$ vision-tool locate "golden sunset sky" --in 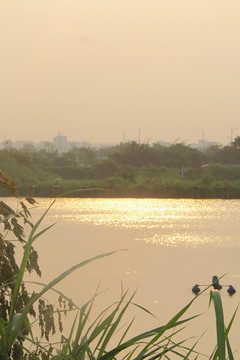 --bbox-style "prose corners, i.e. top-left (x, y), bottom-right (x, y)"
top-left (1, 0), bottom-right (240, 144)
